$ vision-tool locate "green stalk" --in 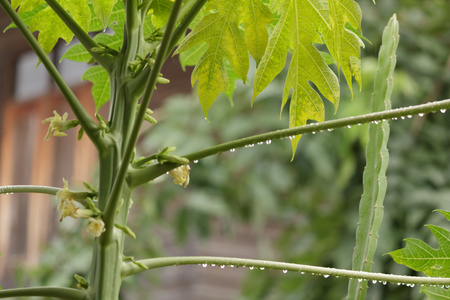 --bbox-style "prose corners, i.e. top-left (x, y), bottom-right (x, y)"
top-left (0, 185), bottom-right (60, 195)
top-left (120, 256), bottom-right (450, 287)
top-left (127, 98), bottom-right (450, 187)
top-left (0, 287), bottom-right (86, 300)
top-left (0, 0), bottom-right (106, 151)
top-left (347, 15), bottom-right (399, 300)
top-left (43, 0), bottom-right (114, 71)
